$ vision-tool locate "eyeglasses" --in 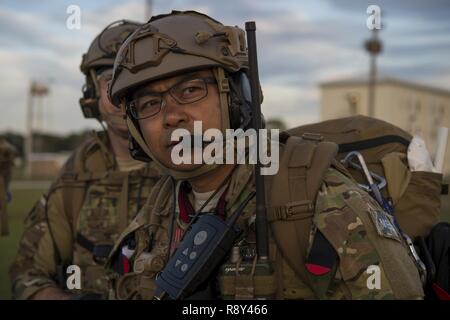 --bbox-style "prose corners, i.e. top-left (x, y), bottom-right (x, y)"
top-left (128, 77), bottom-right (217, 120)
